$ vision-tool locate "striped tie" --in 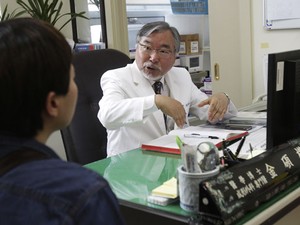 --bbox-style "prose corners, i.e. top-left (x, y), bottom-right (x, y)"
top-left (153, 81), bottom-right (168, 132)
top-left (153, 81), bottom-right (163, 95)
